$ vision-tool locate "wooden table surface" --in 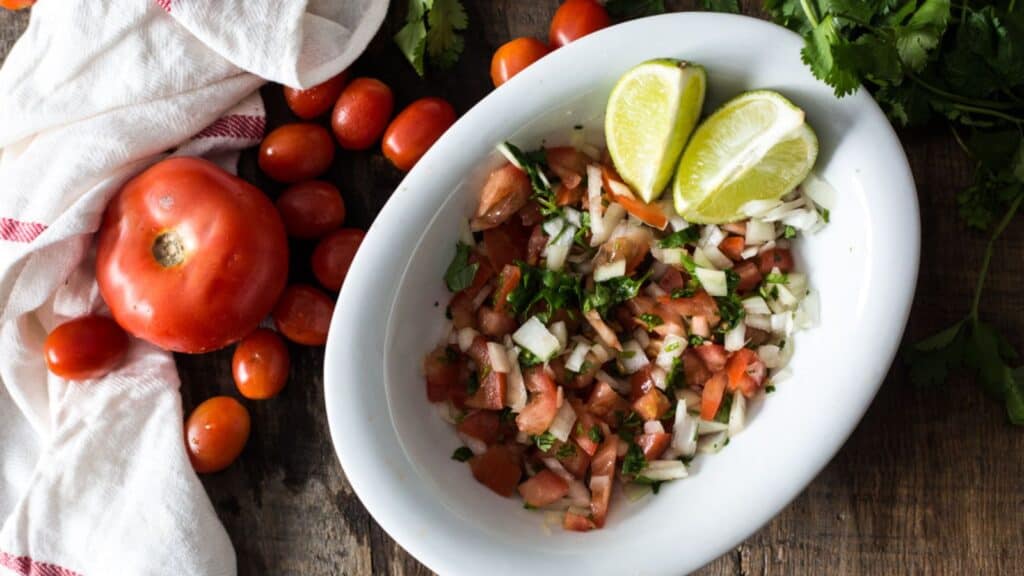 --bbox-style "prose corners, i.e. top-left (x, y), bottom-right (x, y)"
top-left (3, 2), bottom-right (1022, 575)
